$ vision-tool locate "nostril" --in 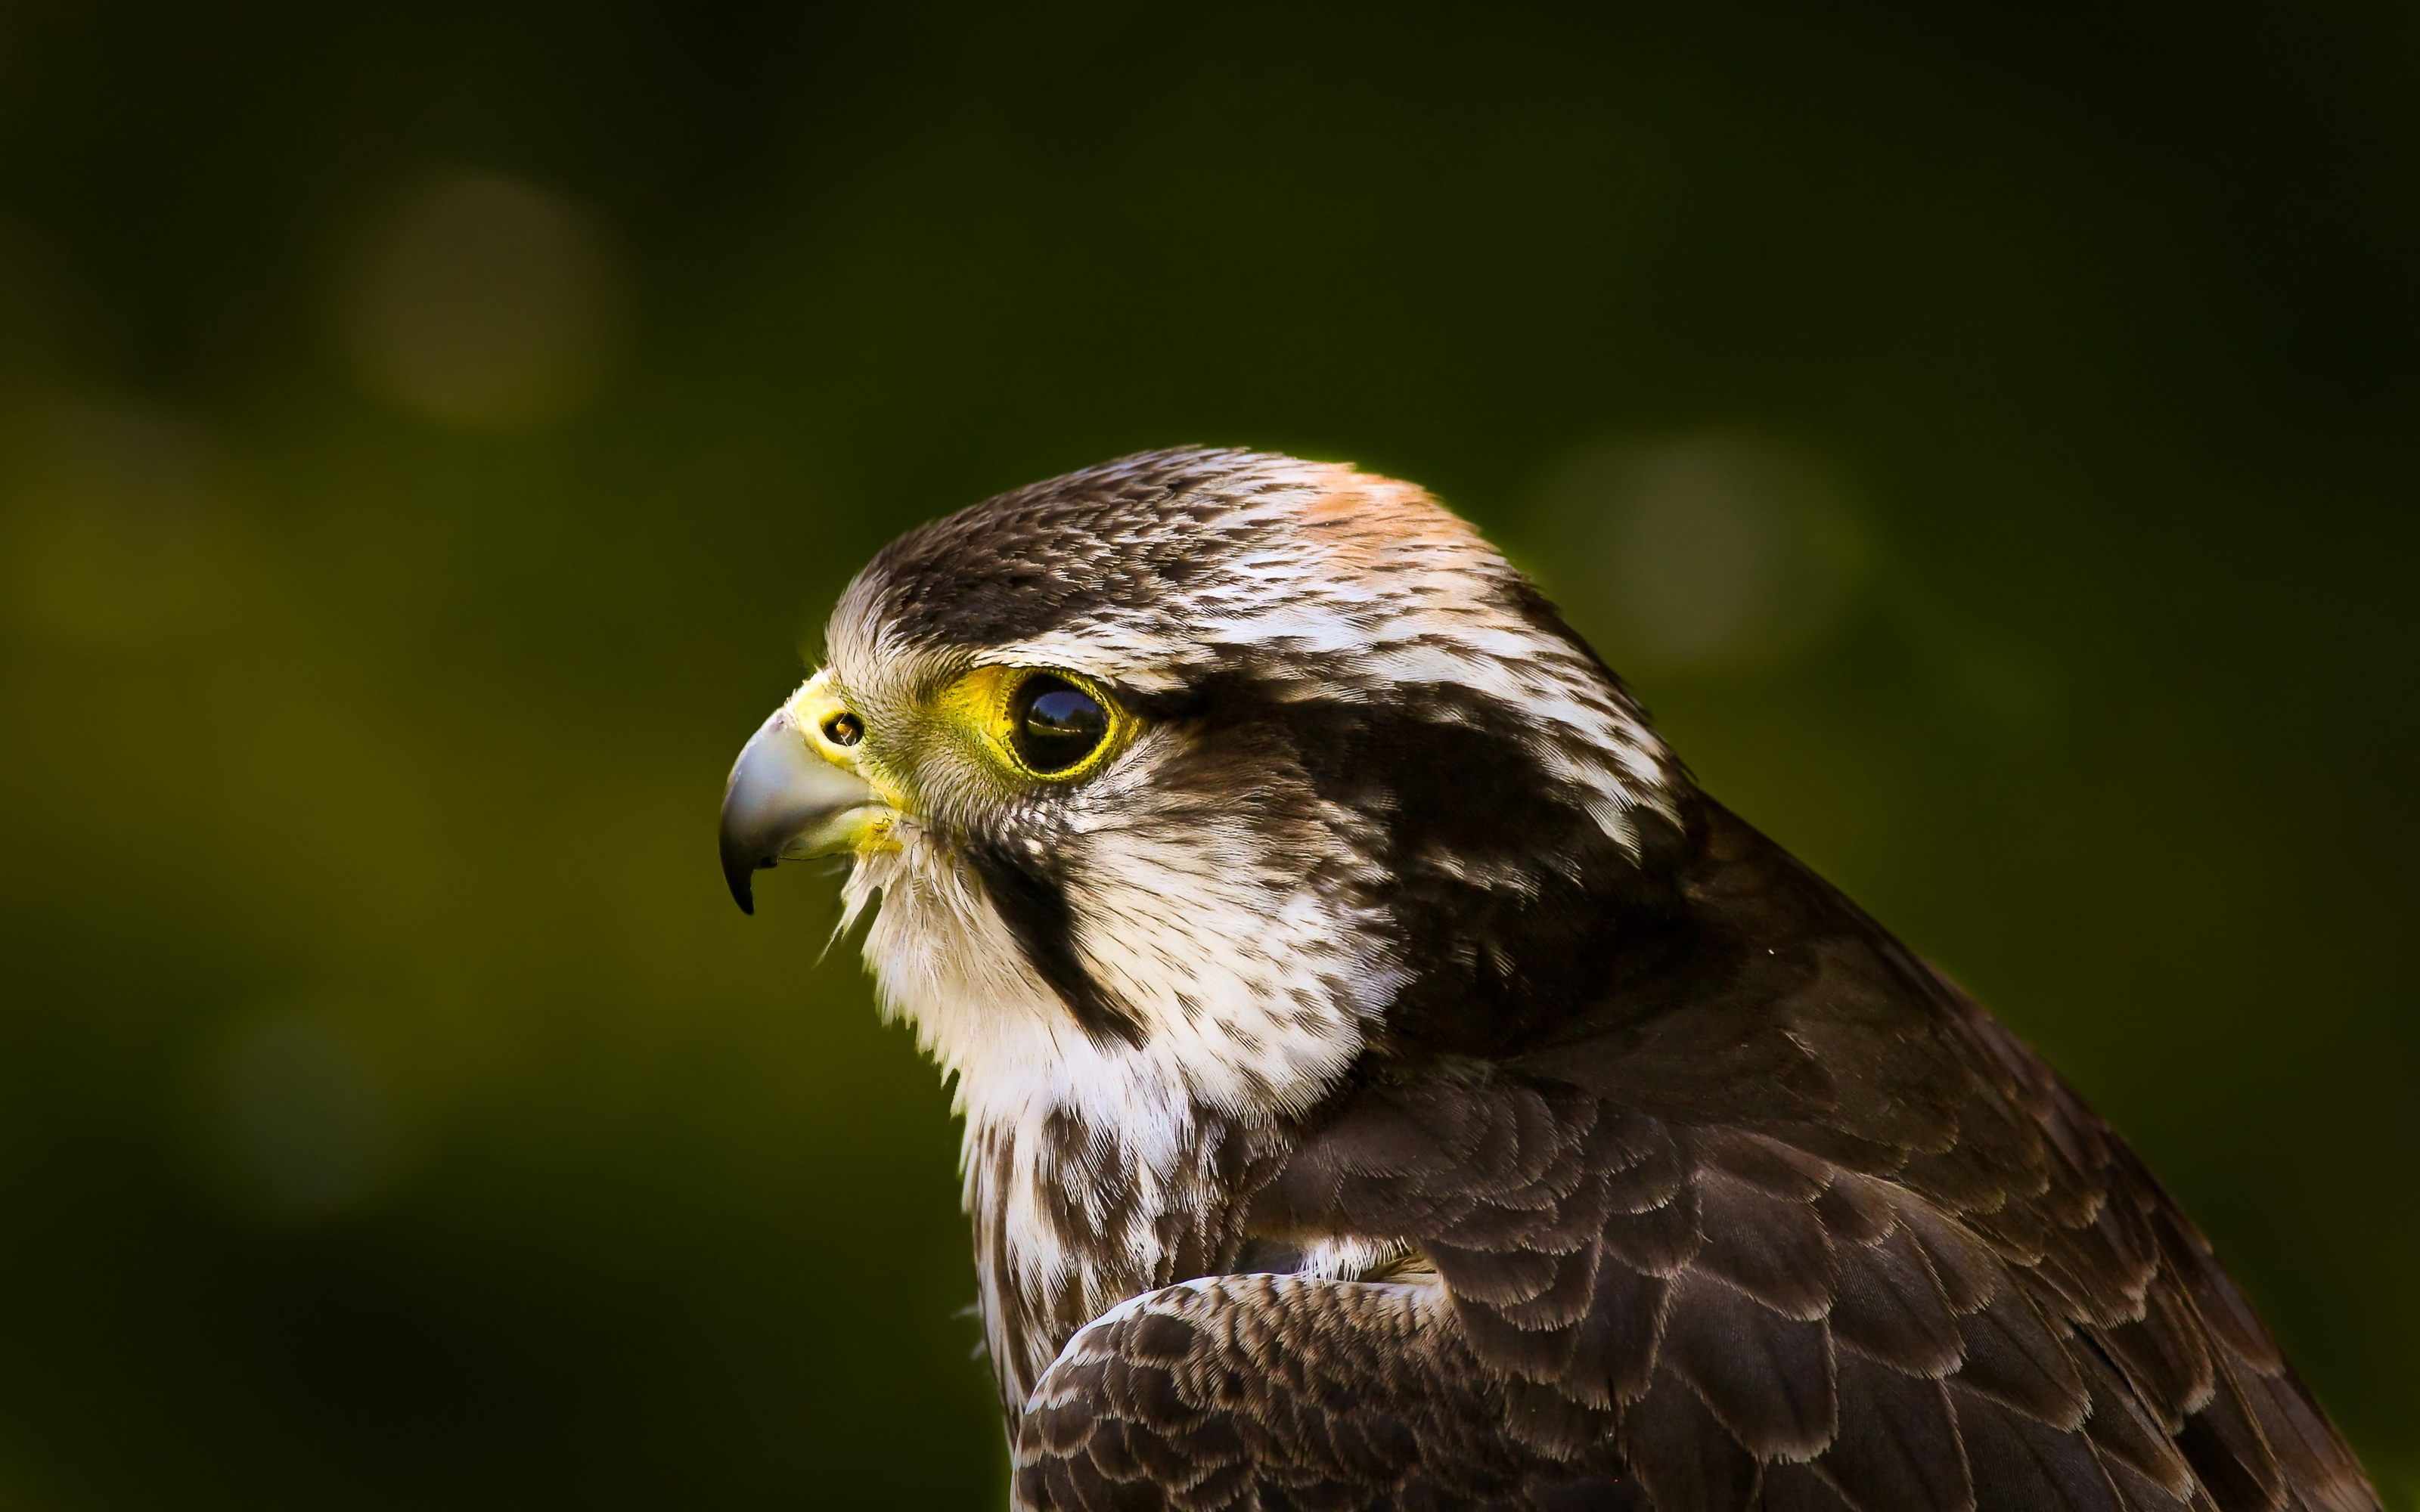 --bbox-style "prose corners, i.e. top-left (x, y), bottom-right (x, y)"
top-left (822, 711), bottom-right (864, 747)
